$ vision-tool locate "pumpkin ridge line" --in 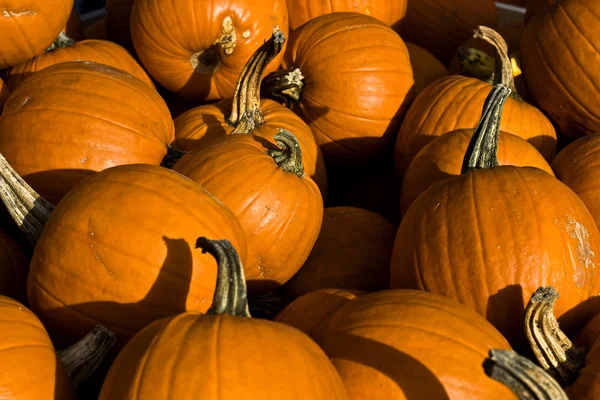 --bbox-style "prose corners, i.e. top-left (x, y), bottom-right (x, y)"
top-left (0, 343), bottom-right (54, 354)
top-left (557, 3), bottom-right (600, 64)
top-left (468, 171), bottom-right (489, 309)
